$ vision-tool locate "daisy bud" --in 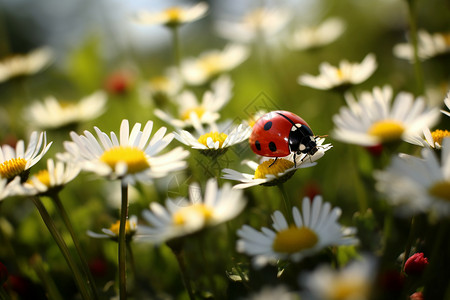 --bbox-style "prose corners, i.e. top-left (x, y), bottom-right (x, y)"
top-left (404, 253), bottom-right (428, 276)
top-left (0, 261), bottom-right (8, 285)
top-left (410, 291), bottom-right (424, 300)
